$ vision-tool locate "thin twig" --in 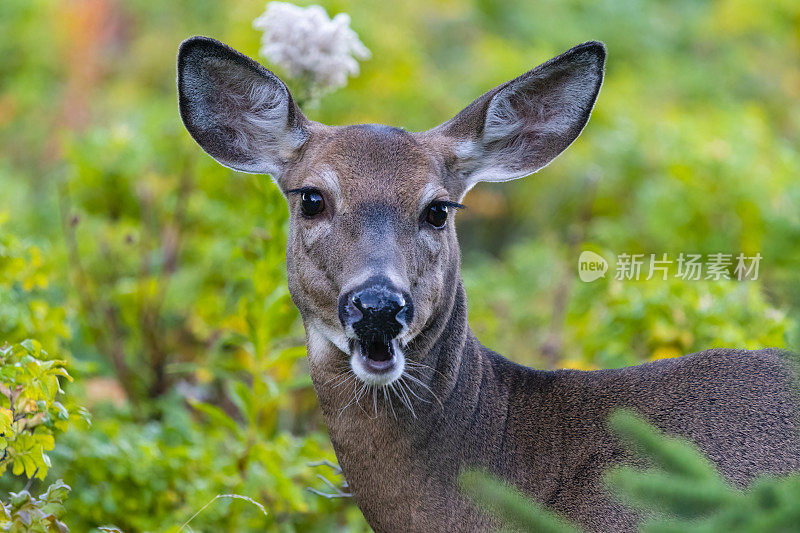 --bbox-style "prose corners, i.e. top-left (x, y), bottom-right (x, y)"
top-left (23, 469), bottom-right (38, 492)
top-left (180, 494), bottom-right (267, 531)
